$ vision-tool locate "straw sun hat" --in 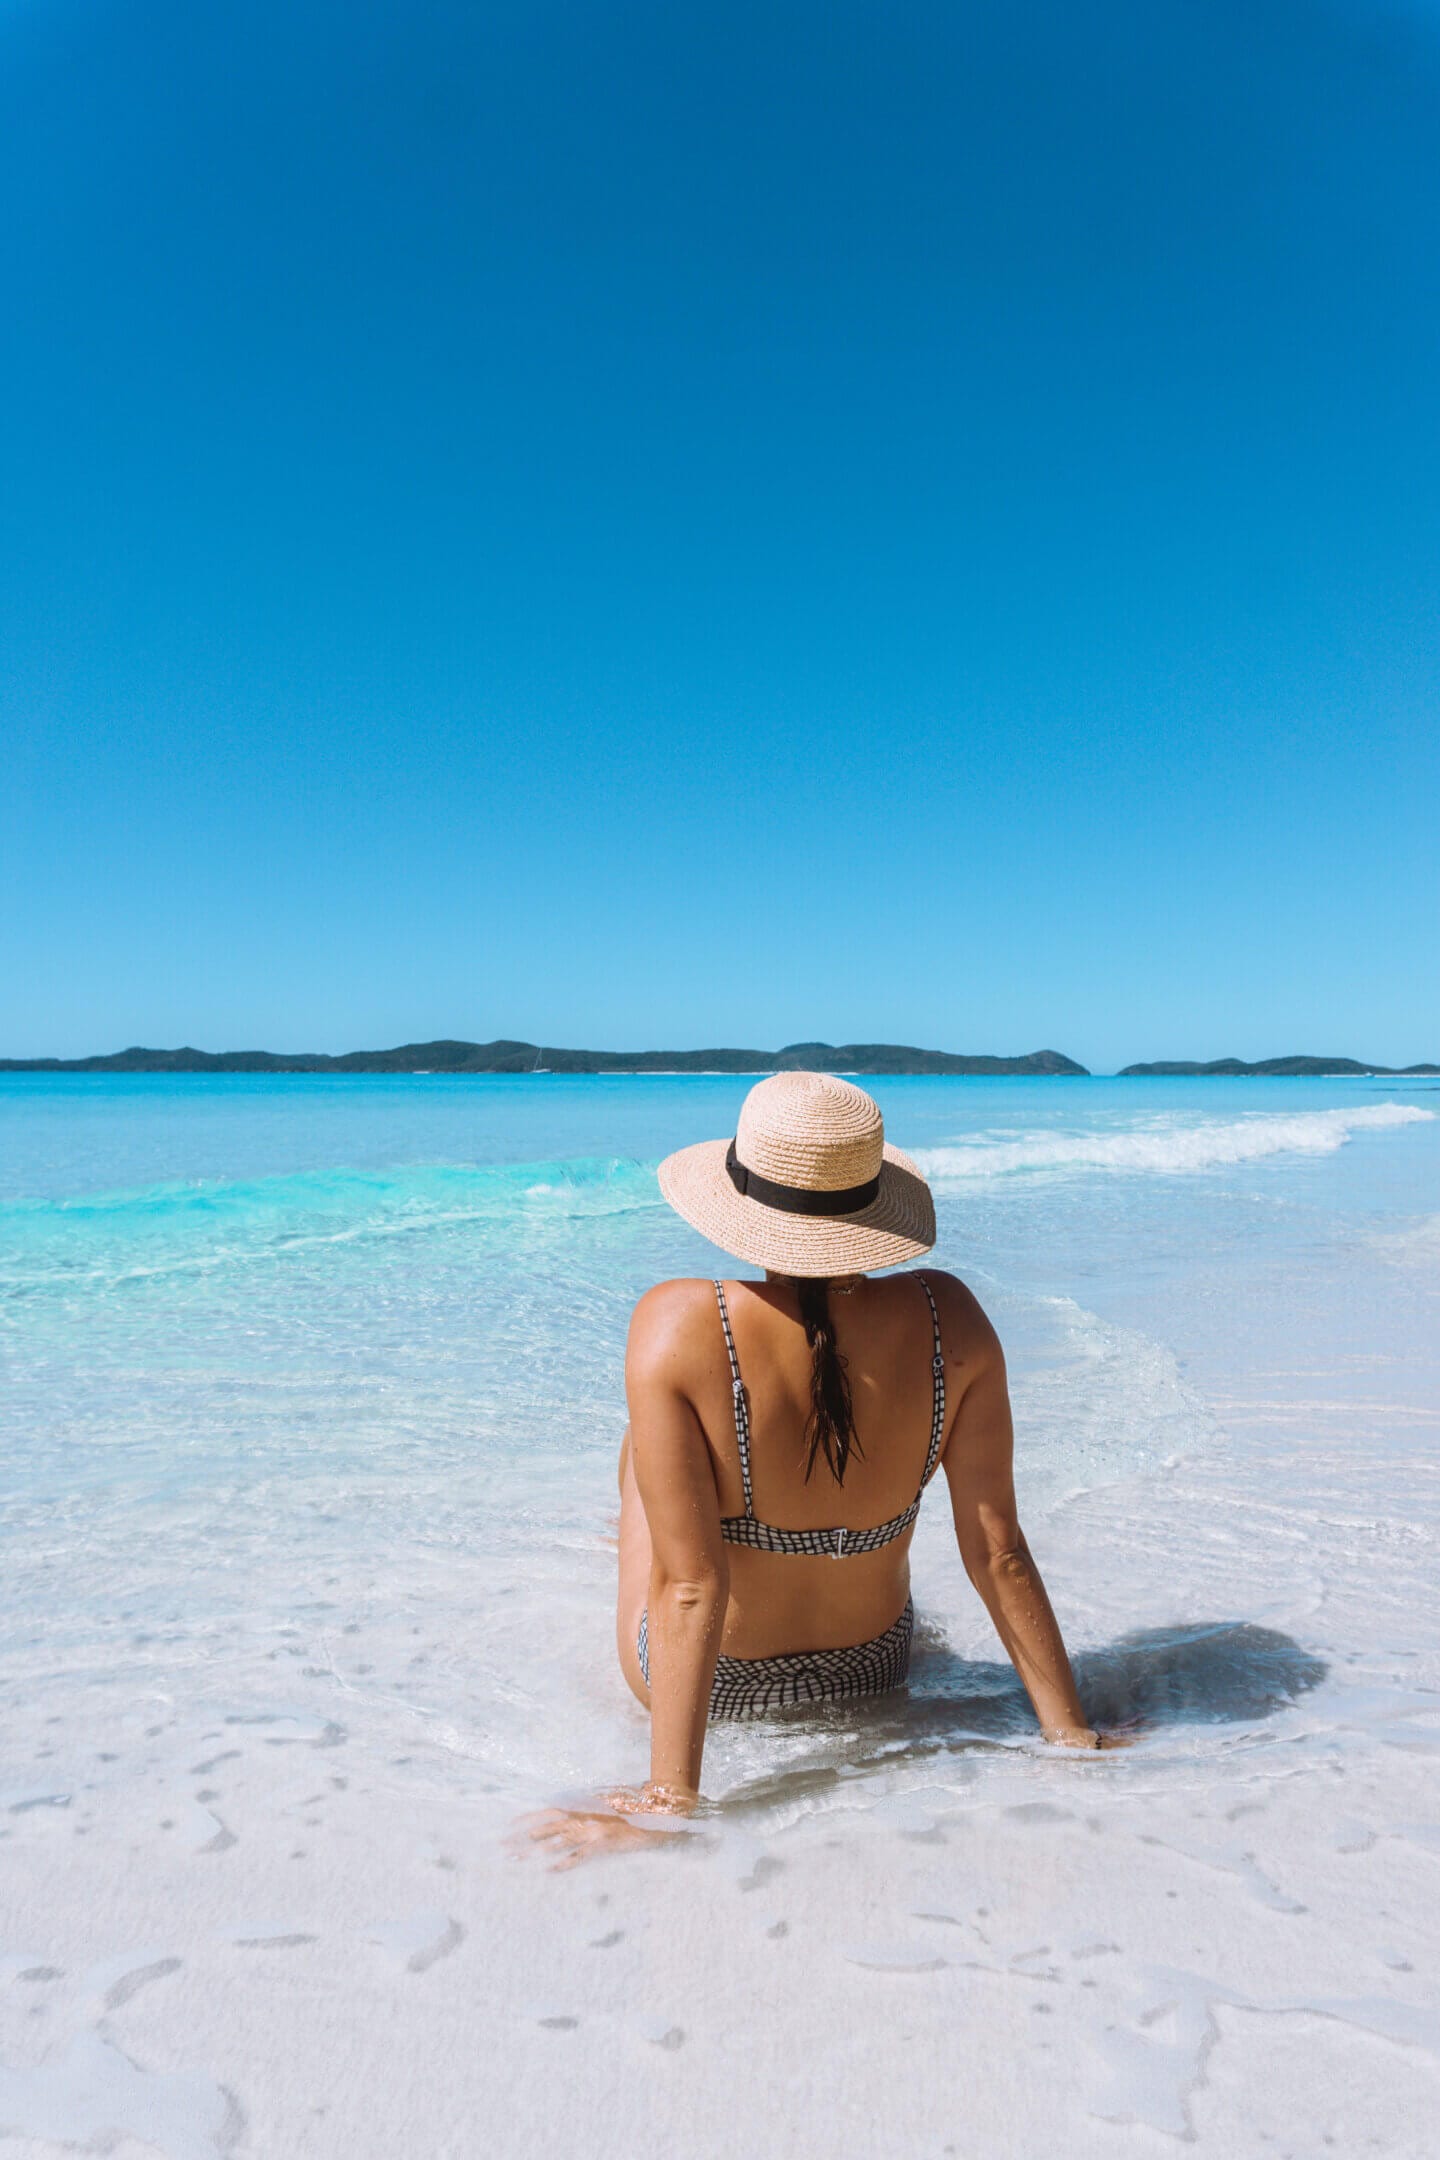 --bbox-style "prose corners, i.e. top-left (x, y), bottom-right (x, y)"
top-left (657, 1071), bottom-right (937, 1277)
